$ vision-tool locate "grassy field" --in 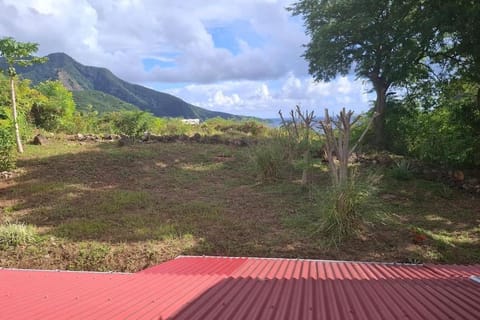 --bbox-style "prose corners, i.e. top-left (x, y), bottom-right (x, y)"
top-left (0, 139), bottom-right (479, 272)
